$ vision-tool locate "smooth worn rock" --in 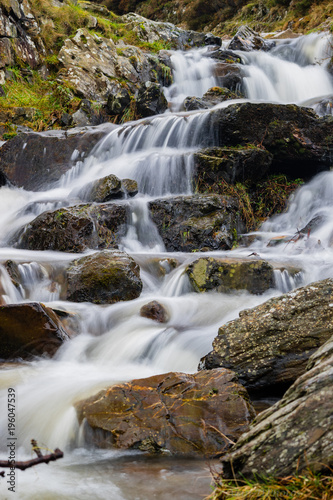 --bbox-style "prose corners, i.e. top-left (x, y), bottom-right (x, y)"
top-left (0, 127), bottom-right (110, 190)
top-left (76, 368), bottom-right (256, 456)
top-left (200, 278), bottom-right (333, 394)
top-left (184, 87), bottom-right (241, 111)
top-left (17, 203), bottom-right (128, 252)
top-left (186, 257), bottom-right (274, 295)
top-left (136, 82), bottom-right (168, 118)
top-left (0, 302), bottom-right (69, 360)
top-left (220, 332), bottom-right (333, 478)
top-left (194, 146), bottom-right (273, 186)
top-left (228, 25), bottom-right (275, 52)
top-left (149, 194), bottom-right (246, 252)
top-left (140, 300), bottom-right (169, 323)
top-left (76, 175), bottom-right (138, 202)
top-left (66, 250), bottom-right (142, 304)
